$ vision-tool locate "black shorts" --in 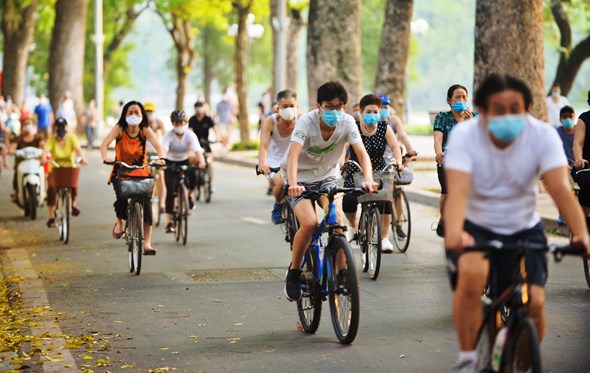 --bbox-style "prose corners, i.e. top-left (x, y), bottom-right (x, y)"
top-left (445, 220), bottom-right (548, 292)
top-left (437, 164), bottom-right (447, 195)
top-left (342, 193), bottom-right (393, 214)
